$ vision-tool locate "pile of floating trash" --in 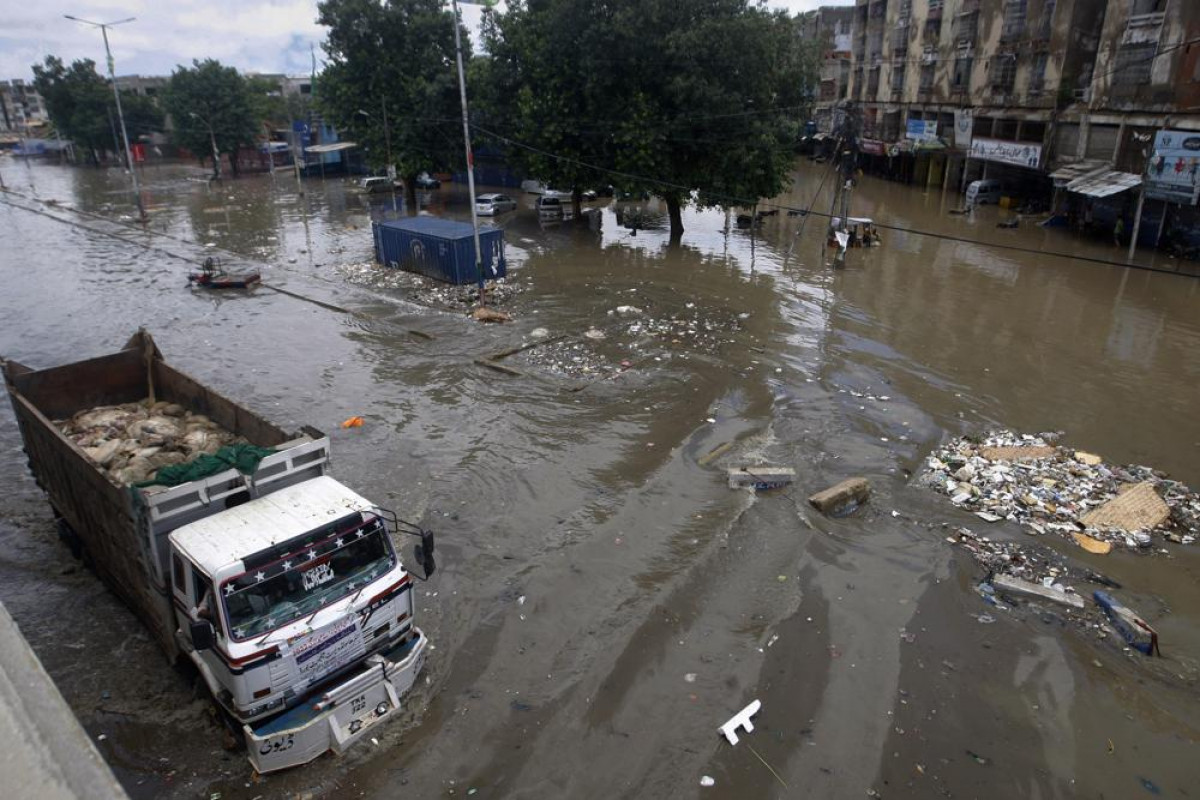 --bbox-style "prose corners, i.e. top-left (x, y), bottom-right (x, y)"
top-left (336, 261), bottom-right (521, 308)
top-left (921, 430), bottom-right (1199, 552)
top-left (57, 400), bottom-right (244, 485)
